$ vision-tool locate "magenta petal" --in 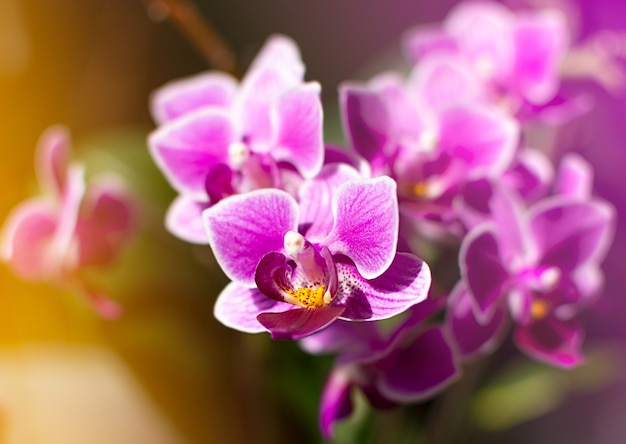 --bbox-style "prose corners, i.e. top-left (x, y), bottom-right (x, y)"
top-left (377, 326), bottom-right (460, 402)
top-left (460, 224), bottom-right (509, 321)
top-left (255, 252), bottom-right (294, 302)
top-left (35, 125), bottom-right (71, 198)
top-left (448, 283), bottom-right (509, 359)
top-left (246, 34), bottom-right (304, 82)
top-left (336, 253), bottom-right (431, 321)
top-left (1, 199), bottom-right (57, 280)
top-left (300, 320), bottom-right (384, 365)
top-left (339, 83), bottom-right (391, 165)
top-left (504, 148), bottom-right (553, 203)
top-left (408, 53), bottom-right (481, 111)
top-left (76, 175), bottom-right (135, 266)
top-left (299, 163), bottom-right (361, 242)
top-left (511, 10), bottom-right (568, 104)
top-left (437, 106), bottom-right (519, 178)
top-left (530, 199), bottom-right (615, 272)
top-left (325, 177), bottom-right (398, 279)
top-left (258, 305), bottom-right (346, 340)
top-left (165, 195), bottom-right (211, 245)
top-left (270, 82), bottom-right (324, 179)
top-left (319, 369), bottom-right (353, 440)
top-left (402, 24), bottom-right (459, 62)
top-left (554, 153), bottom-right (593, 199)
top-left (203, 189), bottom-right (299, 286)
top-left (150, 71), bottom-right (238, 124)
top-left (236, 67), bottom-right (300, 149)
top-left (214, 282), bottom-right (292, 333)
top-left (148, 108), bottom-right (235, 196)
top-left (514, 317), bottom-right (584, 368)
